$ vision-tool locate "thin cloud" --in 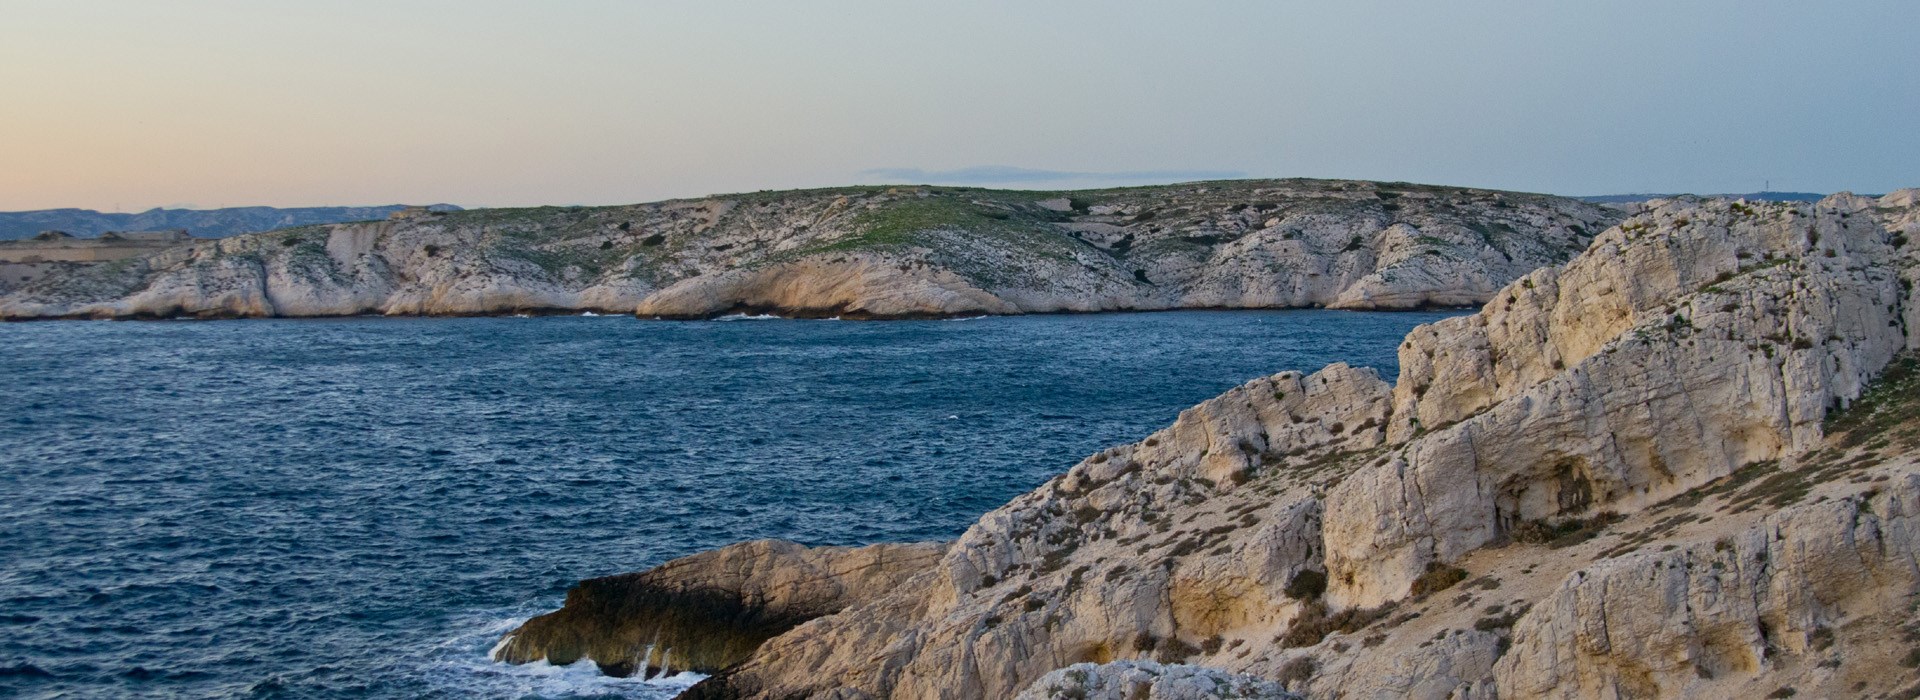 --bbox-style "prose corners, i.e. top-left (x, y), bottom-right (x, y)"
top-left (856, 165), bottom-right (1247, 187)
